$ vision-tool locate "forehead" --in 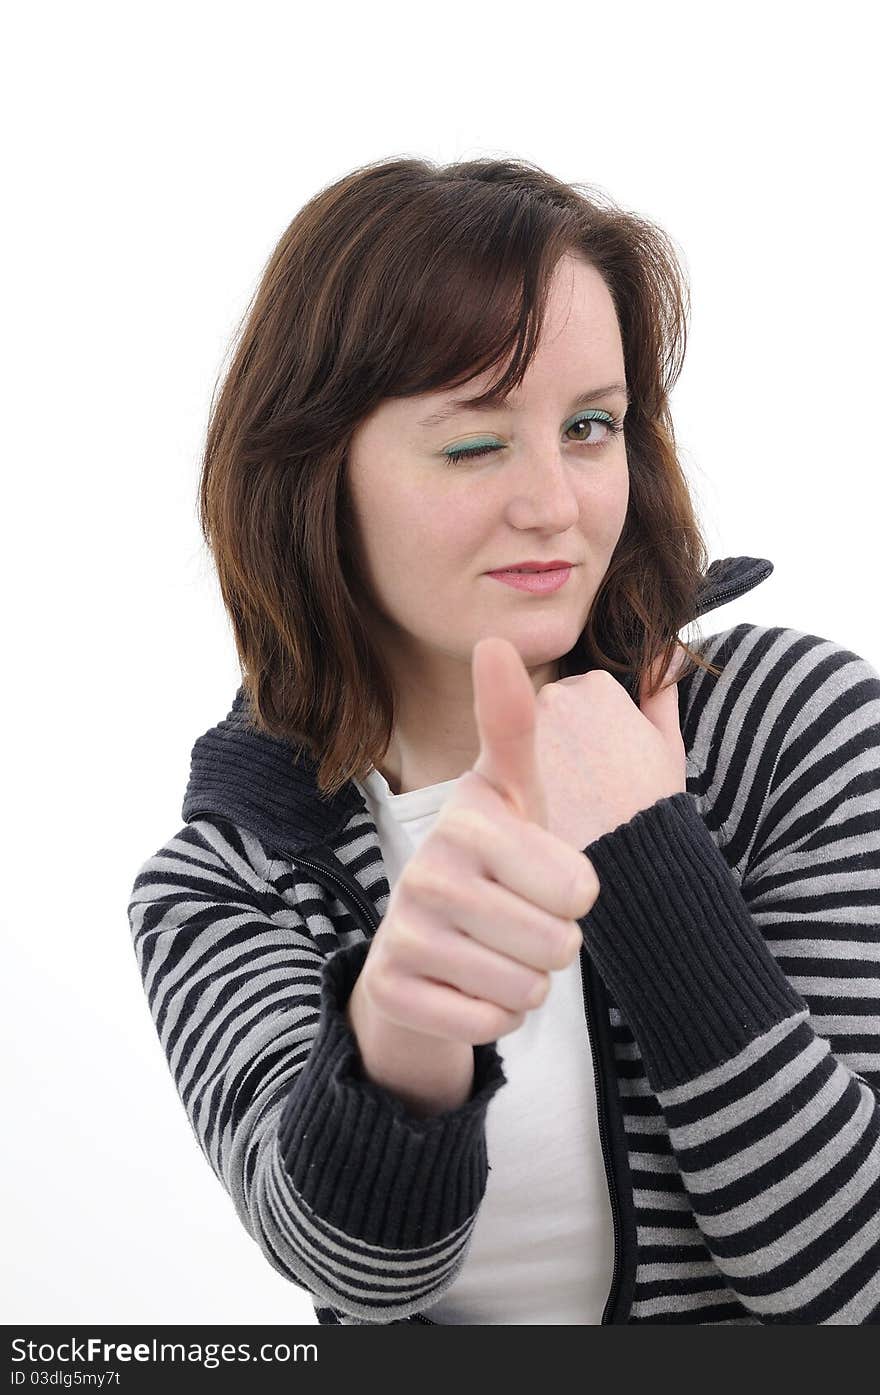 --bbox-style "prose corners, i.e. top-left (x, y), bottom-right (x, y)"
top-left (359, 258), bottom-right (625, 440)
